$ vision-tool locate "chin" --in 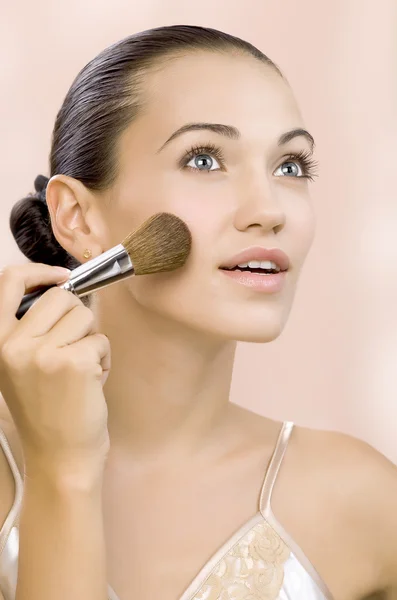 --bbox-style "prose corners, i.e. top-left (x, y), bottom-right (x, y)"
top-left (193, 312), bottom-right (288, 344)
top-left (227, 321), bottom-right (286, 344)
top-left (208, 301), bottom-right (292, 343)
